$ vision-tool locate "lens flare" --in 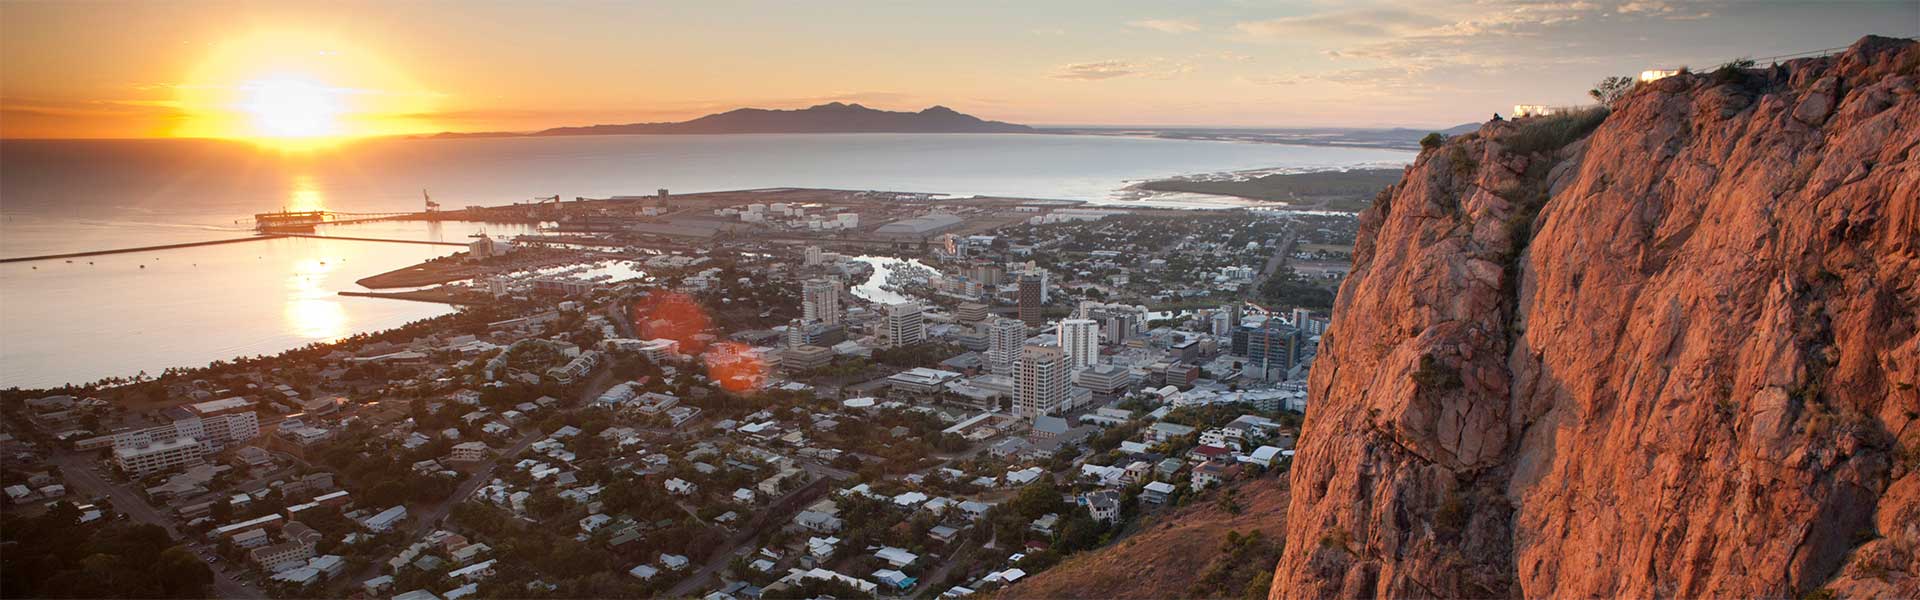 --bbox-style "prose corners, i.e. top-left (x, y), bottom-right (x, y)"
top-left (632, 291), bottom-right (767, 394)
top-left (703, 341), bottom-right (768, 394)
top-left (633, 291), bottom-right (713, 354)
